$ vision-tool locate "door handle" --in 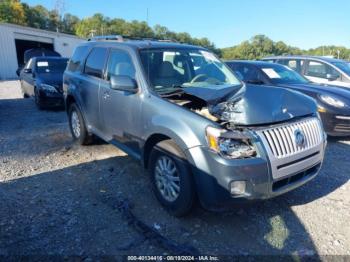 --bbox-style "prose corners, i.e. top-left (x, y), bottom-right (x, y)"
top-left (103, 91), bottom-right (110, 99)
